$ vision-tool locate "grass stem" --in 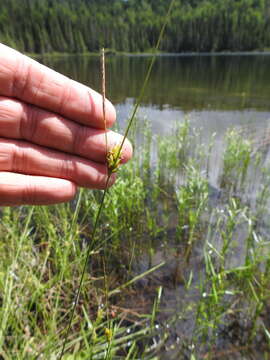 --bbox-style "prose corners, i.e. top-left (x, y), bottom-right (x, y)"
top-left (58, 1), bottom-right (176, 357)
top-left (59, 177), bottom-right (111, 359)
